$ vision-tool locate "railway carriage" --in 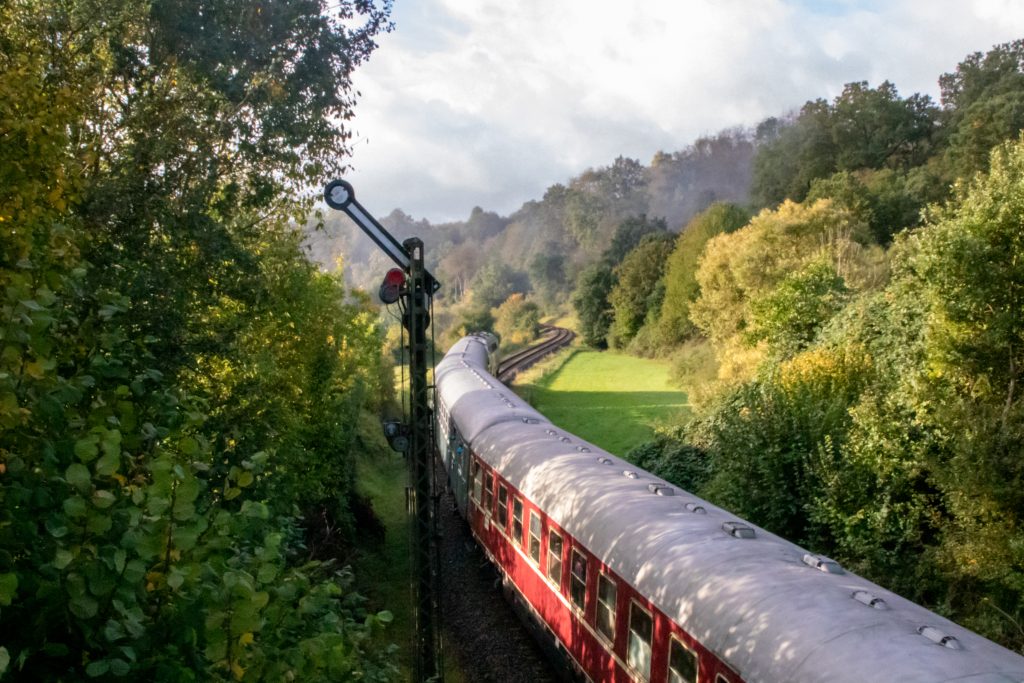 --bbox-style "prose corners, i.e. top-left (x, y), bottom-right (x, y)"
top-left (435, 334), bottom-right (1024, 683)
